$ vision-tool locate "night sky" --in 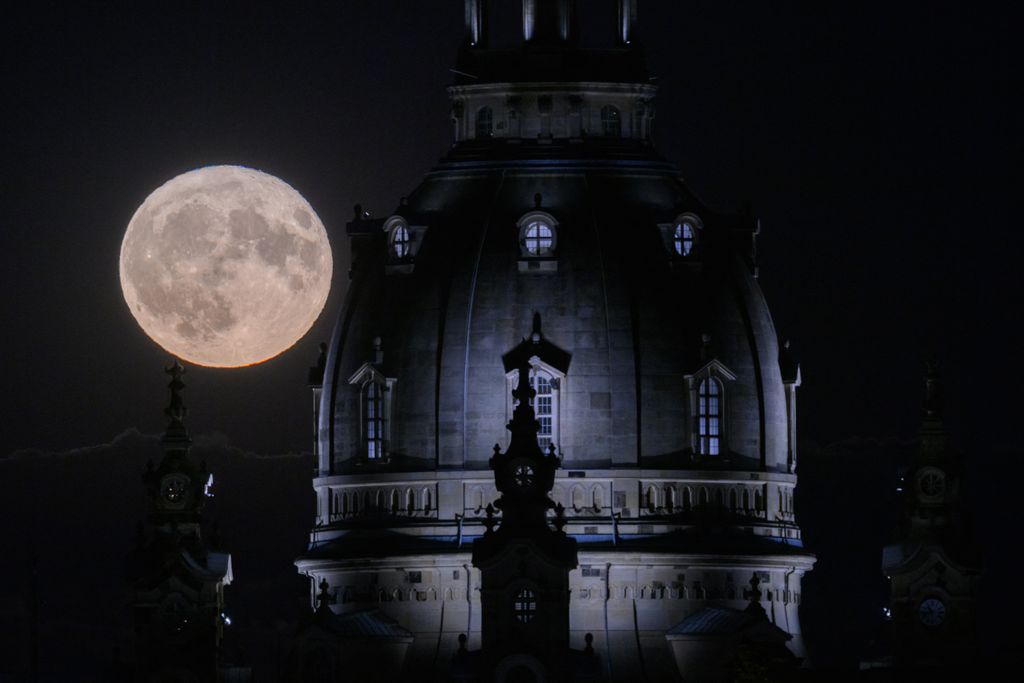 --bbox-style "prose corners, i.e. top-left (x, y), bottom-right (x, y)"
top-left (0, 2), bottom-right (1012, 680)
